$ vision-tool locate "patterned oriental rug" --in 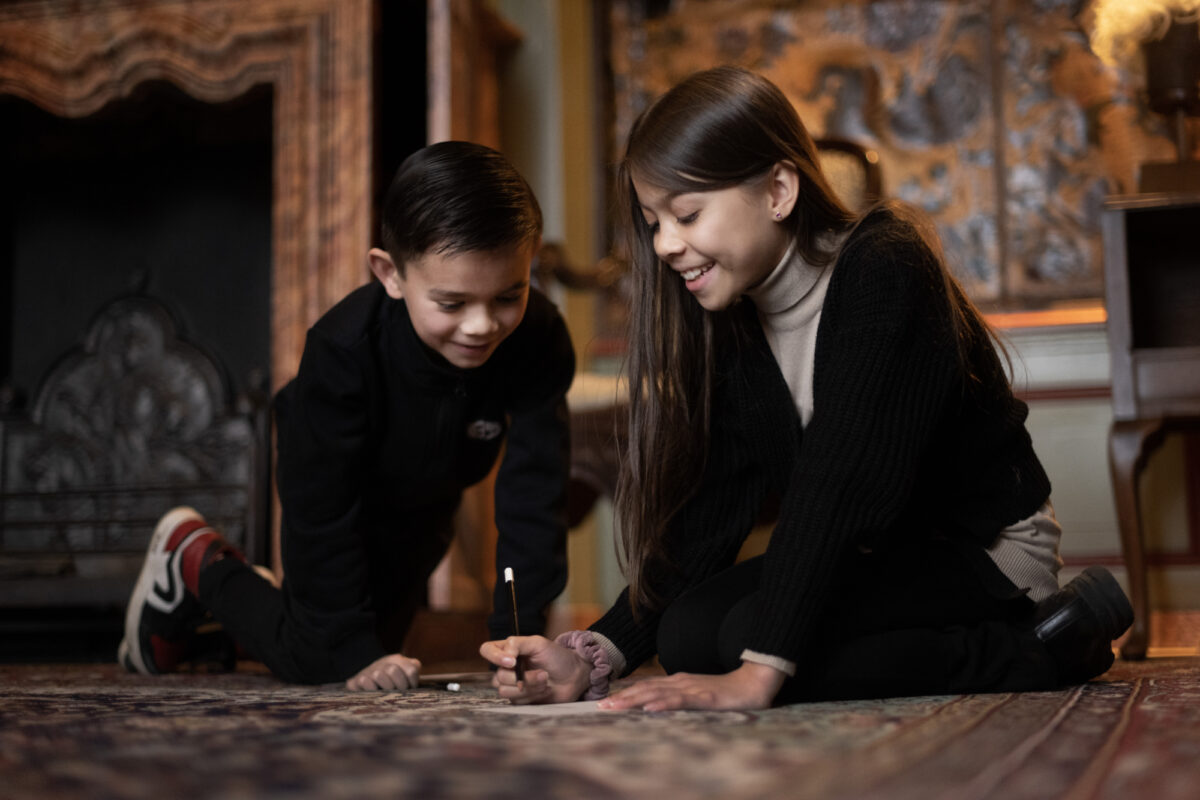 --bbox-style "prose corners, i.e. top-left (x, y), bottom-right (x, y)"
top-left (1, 658), bottom-right (1198, 800)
